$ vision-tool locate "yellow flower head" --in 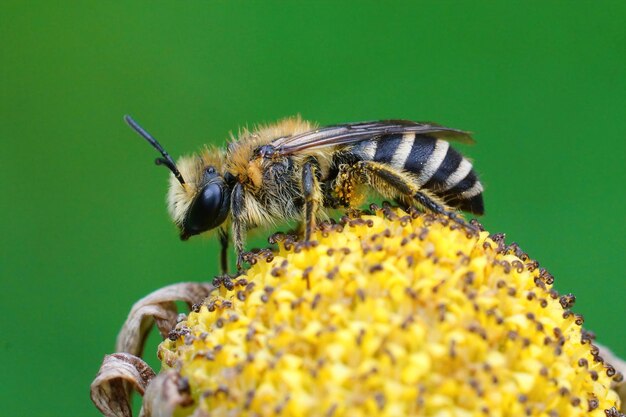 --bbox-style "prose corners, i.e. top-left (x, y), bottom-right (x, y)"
top-left (155, 207), bottom-right (623, 417)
